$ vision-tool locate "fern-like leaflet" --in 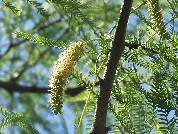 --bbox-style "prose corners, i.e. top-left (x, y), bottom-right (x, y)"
top-left (0, 107), bottom-right (40, 134)
top-left (50, 0), bottom-right (94, 28)
top-left (26, 0), bottom-right (49, 18)
top-left (14, 31), bottom-right (67, 48)
top-left (146, 0), bottom-right (169, 39)
top-left (2, 0), bottom-right (22, 16)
